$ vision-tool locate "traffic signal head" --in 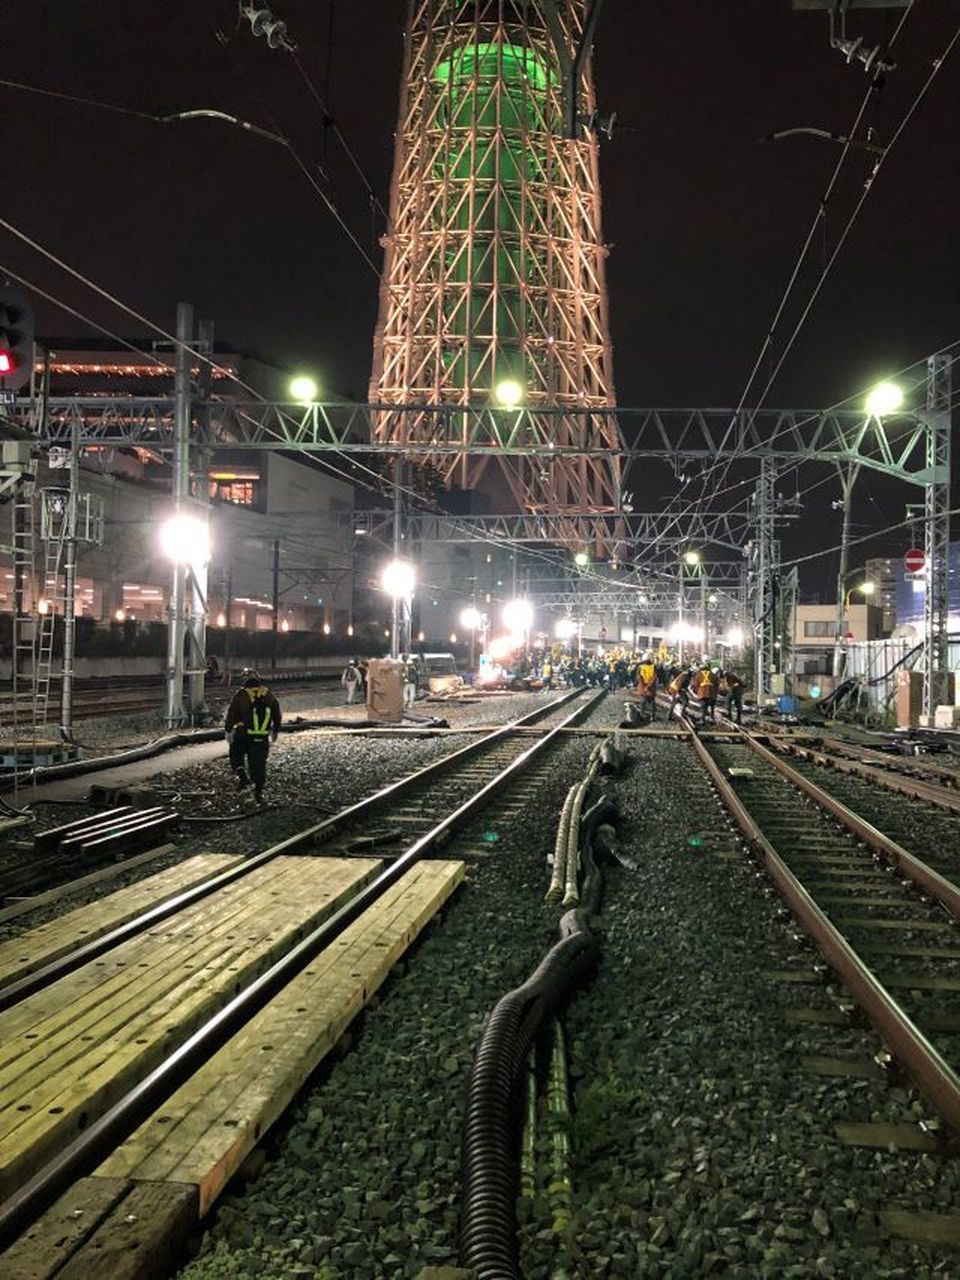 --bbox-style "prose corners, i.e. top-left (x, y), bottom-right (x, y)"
top-left (0, 286), bottom-right (34, 393)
